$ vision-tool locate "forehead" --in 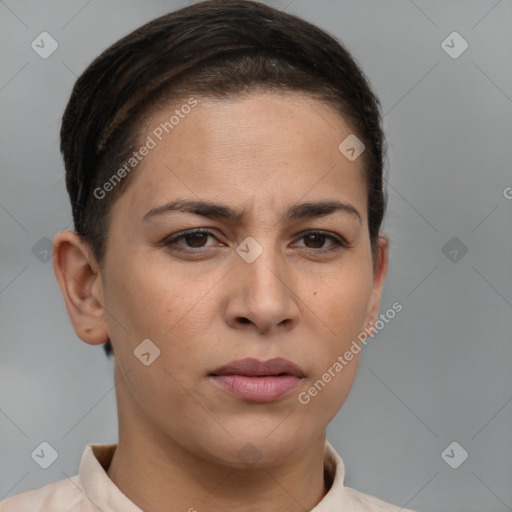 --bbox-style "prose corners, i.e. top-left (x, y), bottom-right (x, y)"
top-left (110, 92), bottom-right (368, 225)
